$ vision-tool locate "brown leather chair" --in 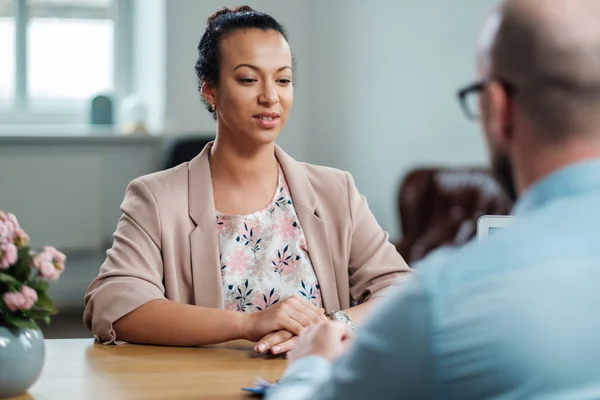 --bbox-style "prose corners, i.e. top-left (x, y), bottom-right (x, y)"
top-left (396, 167), bottom-right (513, 264)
